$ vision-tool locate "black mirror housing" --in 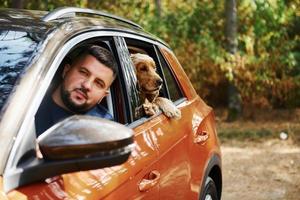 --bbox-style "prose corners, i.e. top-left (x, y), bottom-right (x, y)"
top-left (37, 115), bottom-right (134, 160)
top-left (4, 115), bottom-right (134, 192)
